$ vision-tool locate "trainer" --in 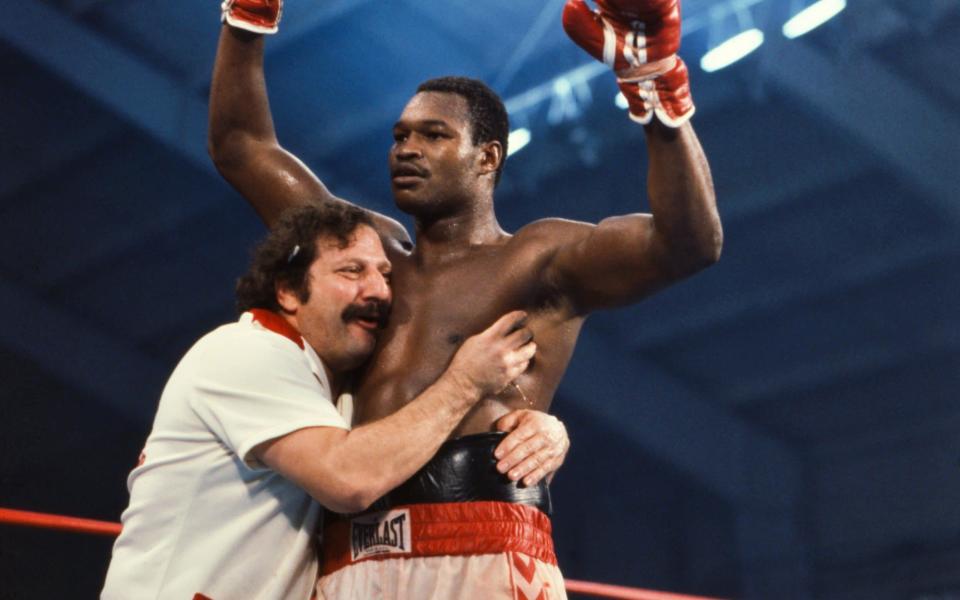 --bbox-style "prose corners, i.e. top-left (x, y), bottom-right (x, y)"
top-left (101, 204), bottom-right (541, 599)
